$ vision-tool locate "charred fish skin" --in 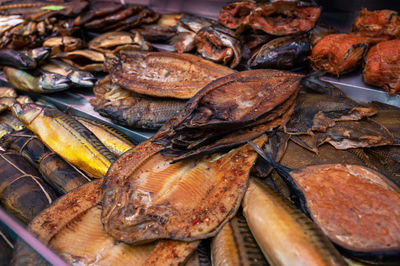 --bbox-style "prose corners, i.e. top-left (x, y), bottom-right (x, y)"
top-left (248, 34), bottom-right (311, 70)
top-left (243, 178), bottom-right (346, 266)
top-left (0, 129), bottom-right (90, 194)
top-left (0, 151), bottom-right (57, 224)
top-left (211, 214), bottom-right (268, 266)
top-left (73, 115), bottom-right (135, 157)
top-left (3, 67), bottom-right (71, 94)
top-left (12, 103), bottom-right (116, 178)
top-left (0, 49), bottom-right (36, 69)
